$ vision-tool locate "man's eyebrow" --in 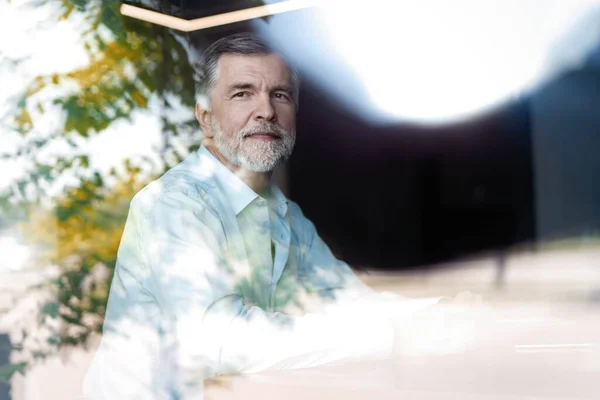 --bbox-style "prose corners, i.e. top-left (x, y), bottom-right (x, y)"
top-left (271, 85), bottom-right (294, 94)
top-left (227, 83), bottom-right (256, 93)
